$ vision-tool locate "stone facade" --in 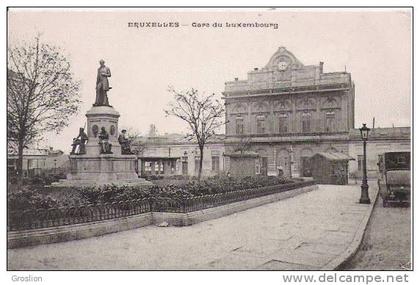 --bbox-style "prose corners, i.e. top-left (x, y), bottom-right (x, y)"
top-left (223, 47), bottom-right (355, 177)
